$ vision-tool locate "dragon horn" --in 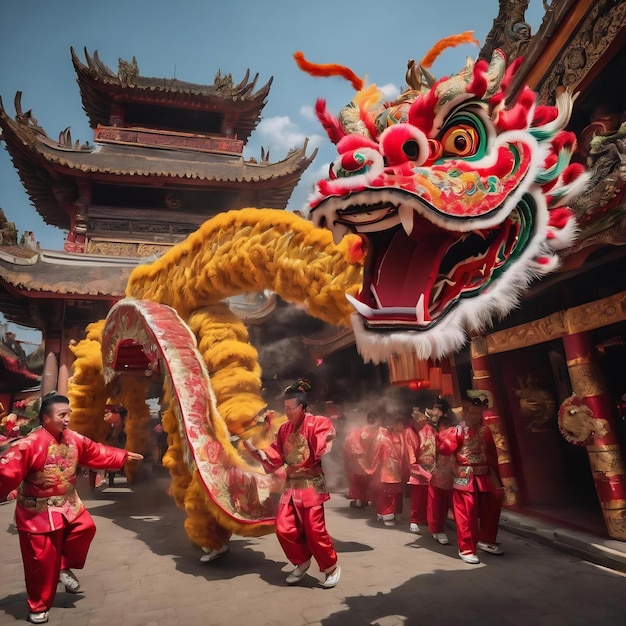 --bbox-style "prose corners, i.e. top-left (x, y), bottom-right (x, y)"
top-left (293, 51), bottom-right (364, 91)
